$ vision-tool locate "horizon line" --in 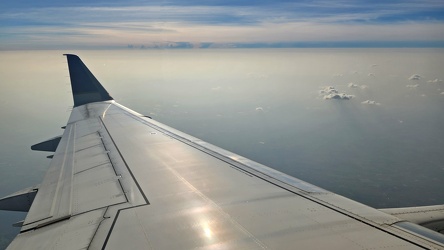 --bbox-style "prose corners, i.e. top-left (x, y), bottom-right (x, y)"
top-left (2, 41), bottom-right (444, 51)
